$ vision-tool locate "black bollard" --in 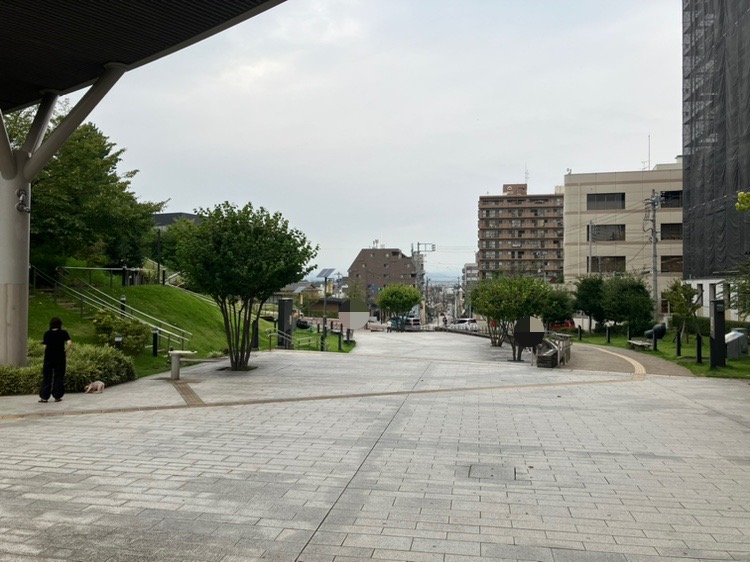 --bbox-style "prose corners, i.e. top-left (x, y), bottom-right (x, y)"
top-left (696, 334), bottom-right (702, 364)
top-left (606, 327), bottom-right (611, 344)
top-left (676, 330), bottom-right (681, 357)
top-left (578, 325), bottom-right (582, 341)
top-left (152, 328), bottom-right (159, 357)
top-left (338, 330), bottom-right (343, 351)
top-left (653, 330), bottom-right (658, 352)
top-left (627, 327), bottom-right (631, 341)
